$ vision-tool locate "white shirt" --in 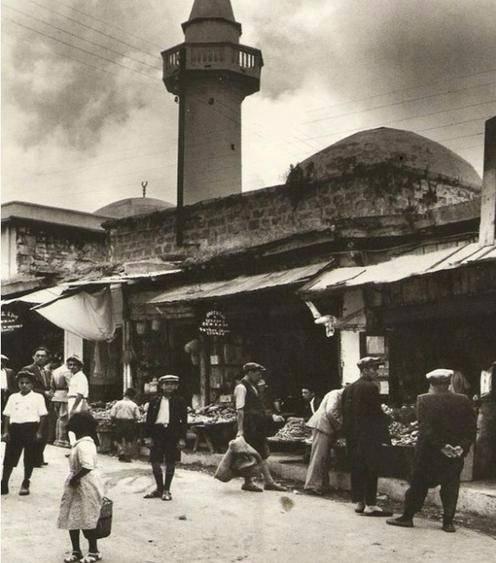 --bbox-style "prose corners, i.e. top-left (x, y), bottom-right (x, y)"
top-left (67, 371), bottom-right (89, 399)
top-left (234, 382), bottom-right (259, 410)
top-left (110, 398), bottom-right (140, 420)
top-left (0, 369), bottom-right (8, 390)
top-left (155, 397), bottom-right (170, 425)
top-left (3, 391), bottom-right (48, 424)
